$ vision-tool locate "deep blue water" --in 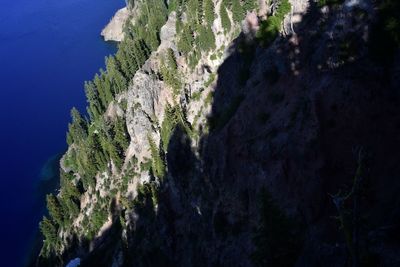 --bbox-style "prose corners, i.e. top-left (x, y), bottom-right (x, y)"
top-left (0, 0), bottom-right (124, 266)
